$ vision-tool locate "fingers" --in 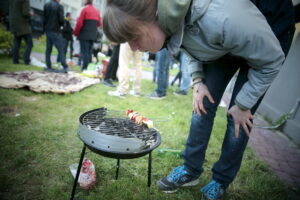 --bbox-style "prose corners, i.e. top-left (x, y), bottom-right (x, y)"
top-left (193, 92), bottom-right (204, 115)
top-left (193, 83), bottom-right (214, 116)
top-left (206, 92), bottom-right (215, 104)
top-left (194, 95), bottom-right (207, 115)
top-left (193, 101), bottom-right (206, 115)
top-left (199, 101), bottom-right (207, 114)
top-left (194, 95), bottom-right (213, 115)
top-left (242, 123), bottom-right (250, 137)
top-left (227, 109), bottom-right (232, 117)
top-left (234, 122), bottom-right (240, 138)
top-left (228, 105), bottom-right (254, 138)
top-left (193, 100), bottom-right (201, 116)
top-left (246, 119), bottom-right (253, 129)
